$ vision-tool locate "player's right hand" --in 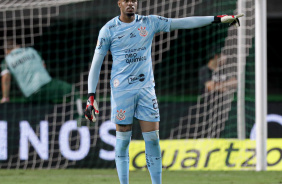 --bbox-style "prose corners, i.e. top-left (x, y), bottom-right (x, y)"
top-left (84, 94), bottom-right (99, 122)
